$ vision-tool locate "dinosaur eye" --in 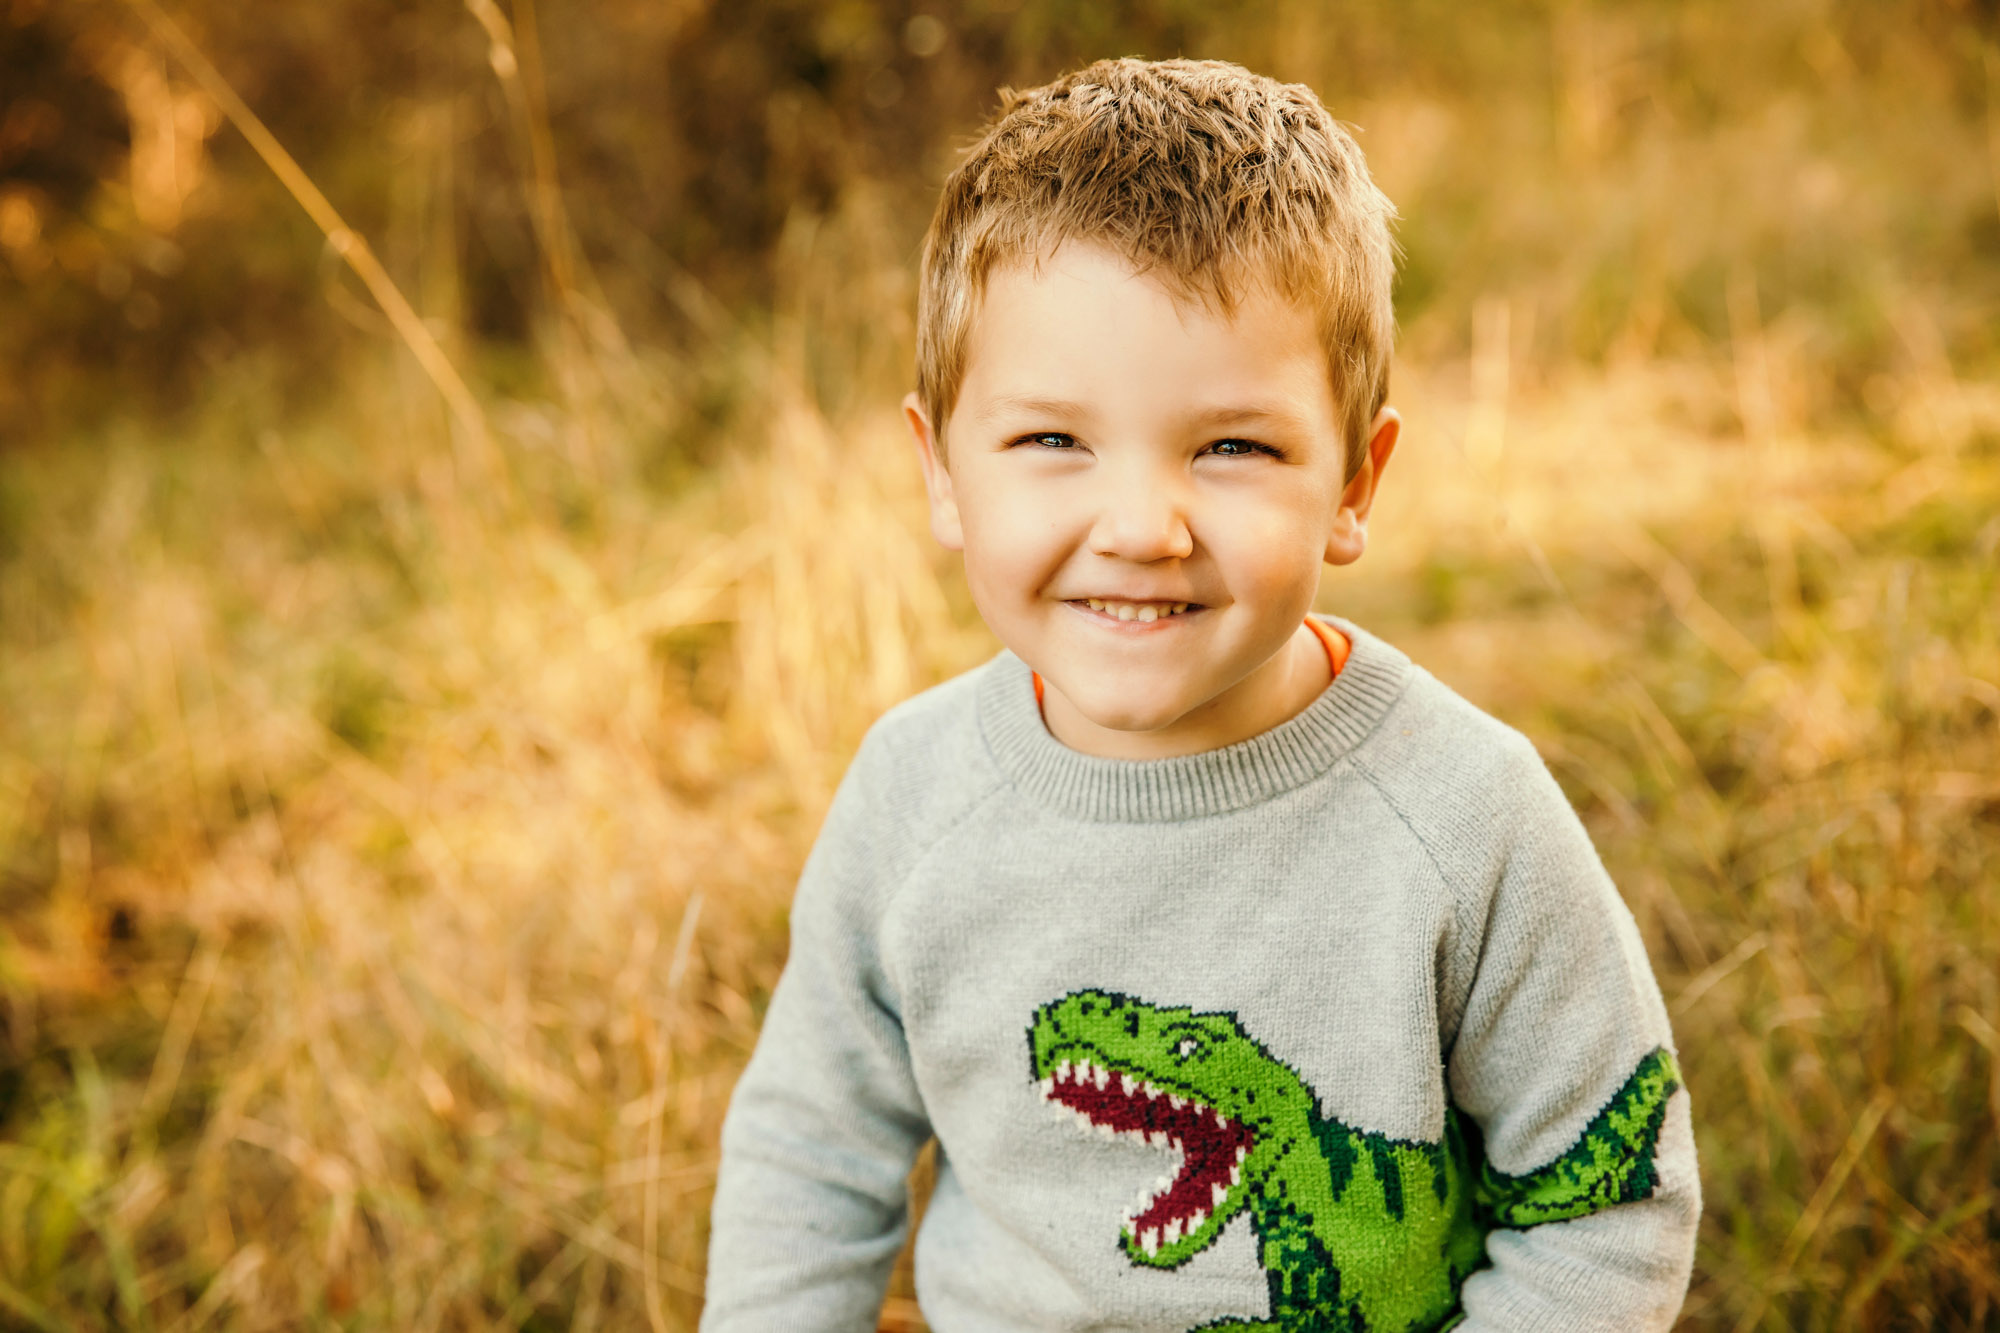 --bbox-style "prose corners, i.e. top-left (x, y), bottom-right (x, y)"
top-left (1175, 1037), bottom-right (1199, 1059)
